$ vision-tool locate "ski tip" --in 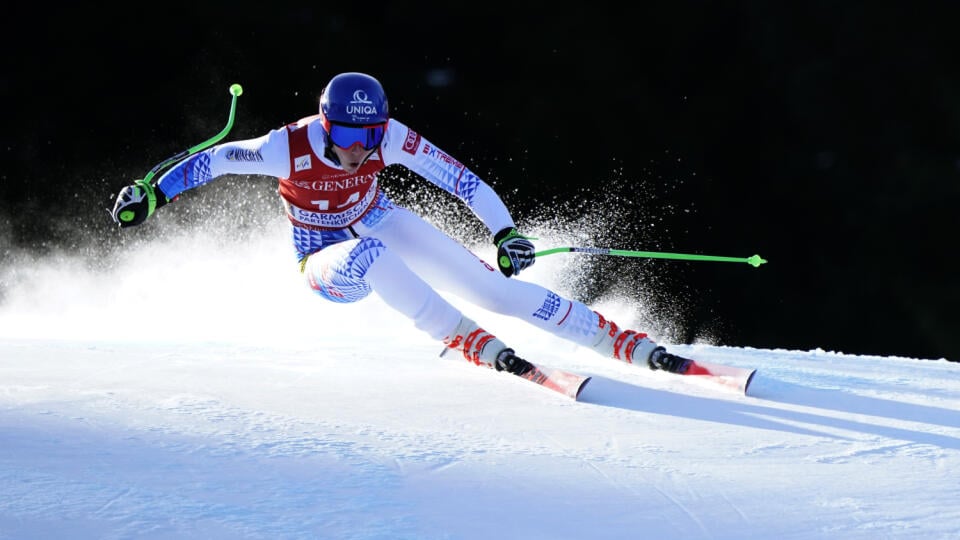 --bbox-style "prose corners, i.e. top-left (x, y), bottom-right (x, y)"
top-left (743, 369), bottom-right (758, 395)
top-left (574, 376), bottom-right (592, 400)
